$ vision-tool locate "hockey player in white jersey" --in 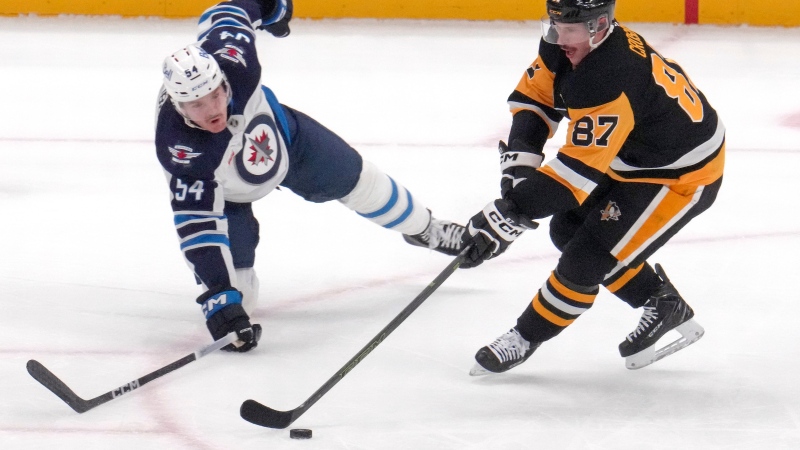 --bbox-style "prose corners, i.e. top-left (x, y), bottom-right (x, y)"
top-left (155, 0), bottom-right (465, 352)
